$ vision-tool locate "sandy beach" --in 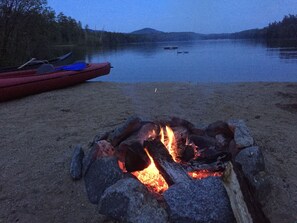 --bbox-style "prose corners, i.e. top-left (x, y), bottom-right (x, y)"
top-left (0, 82), bottom-right (296, 223)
